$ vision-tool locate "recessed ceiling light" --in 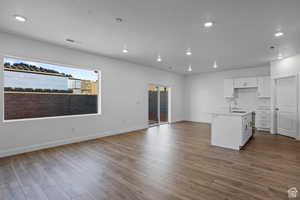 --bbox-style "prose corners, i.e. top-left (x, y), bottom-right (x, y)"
top-left (14, 15), bottom-right (27, 22)
top-left (157, 55), bottom-right (162, 62)
top-left (204, 21), bottom-right (214, 28)
top-left (187, 65), bottom-right (192, 72)
top-left (213, 61), bottom-right (218, 68)
top-left (269, 46), bottom-right (275, 50)
top-left (115, 18), bottom-right (123, 23)
top-left (277, 54), bottom-right (283, 60)
top-left (186, 48), bottom-right (192, 56)
top-left (122, 45), bottom-right (128, 53)
top-left (274, 31), bottom-right (284, 37)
